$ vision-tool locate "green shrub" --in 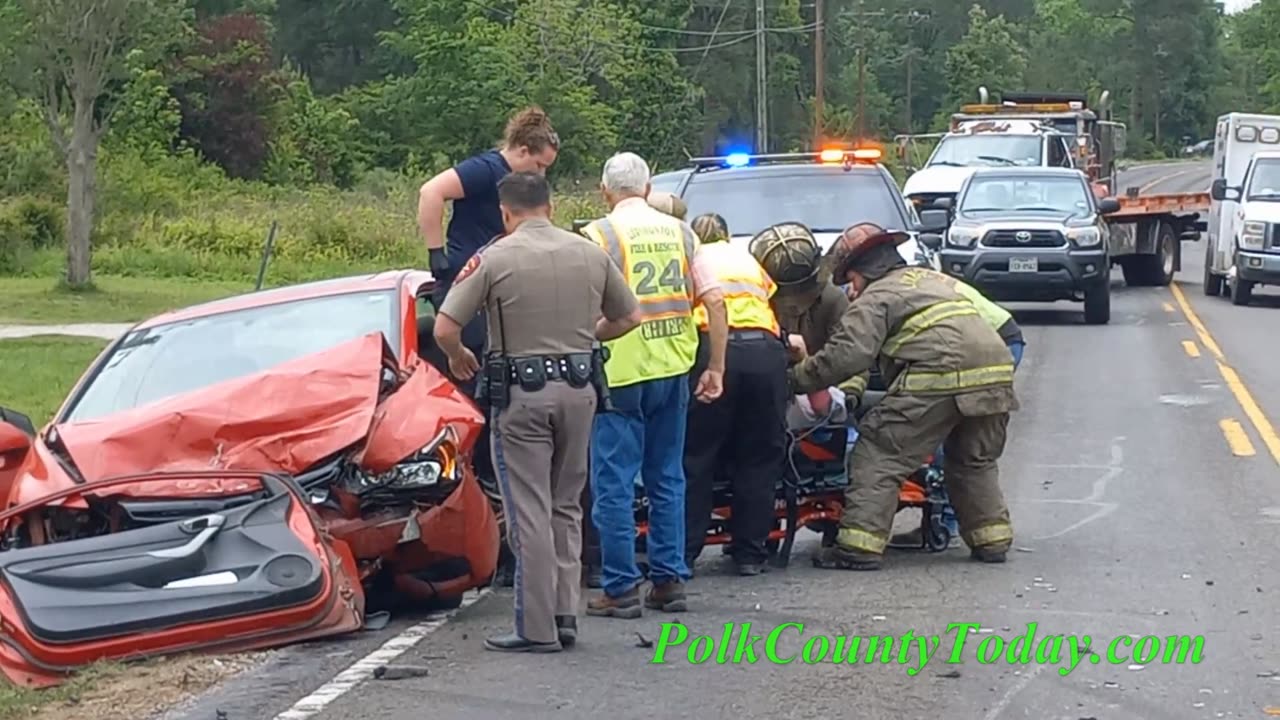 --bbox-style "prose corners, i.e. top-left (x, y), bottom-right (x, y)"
top-left (0, 196), bottom-right (64, 274)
